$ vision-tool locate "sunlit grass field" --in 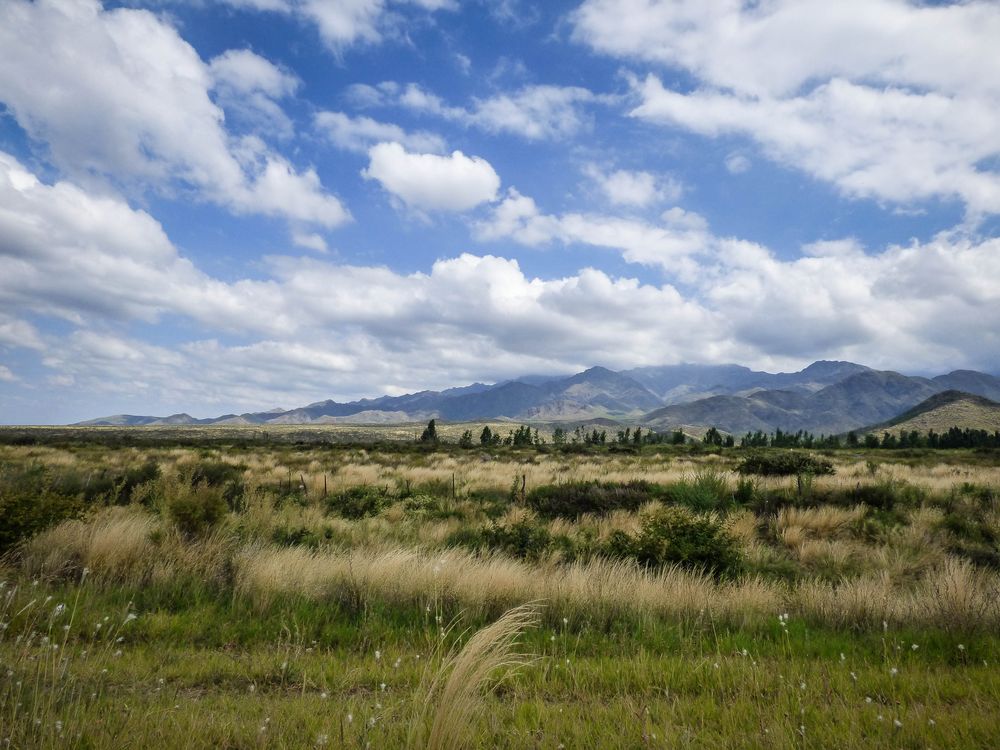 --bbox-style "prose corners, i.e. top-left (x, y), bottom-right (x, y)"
top-left (2, 435), bottom-right (999, 747)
